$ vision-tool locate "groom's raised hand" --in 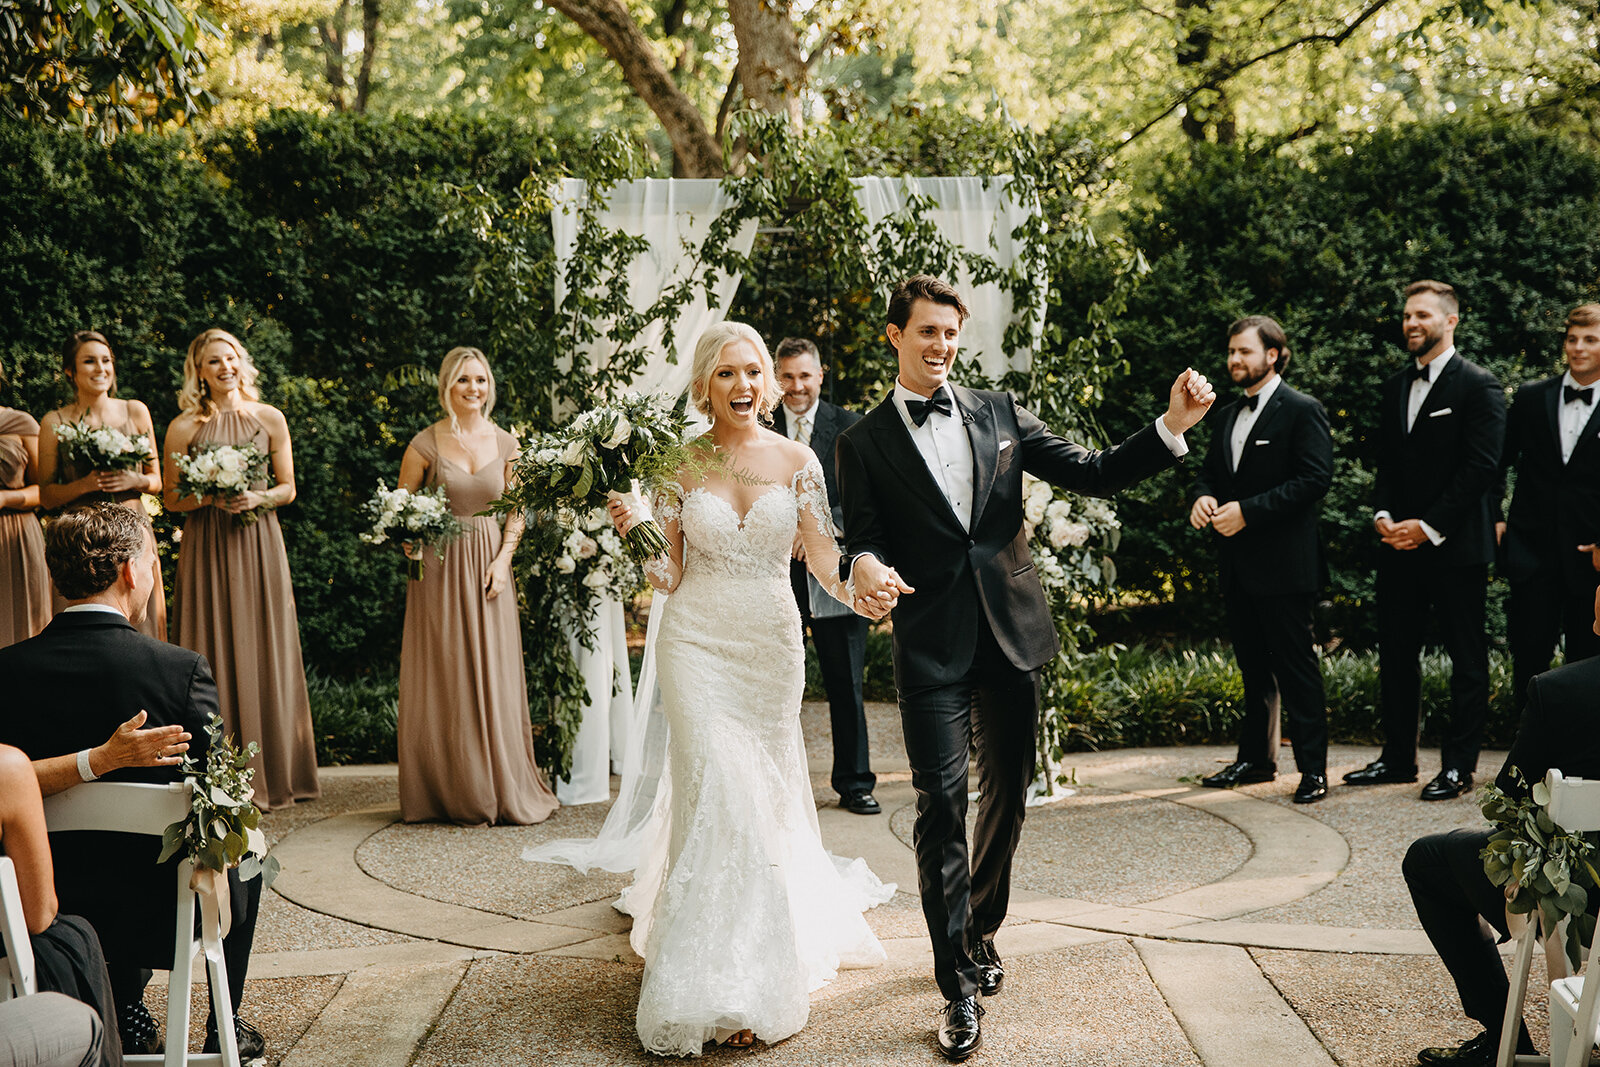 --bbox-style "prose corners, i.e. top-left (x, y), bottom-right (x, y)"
top-left (1161, 368), bottom-right (1217, 436)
